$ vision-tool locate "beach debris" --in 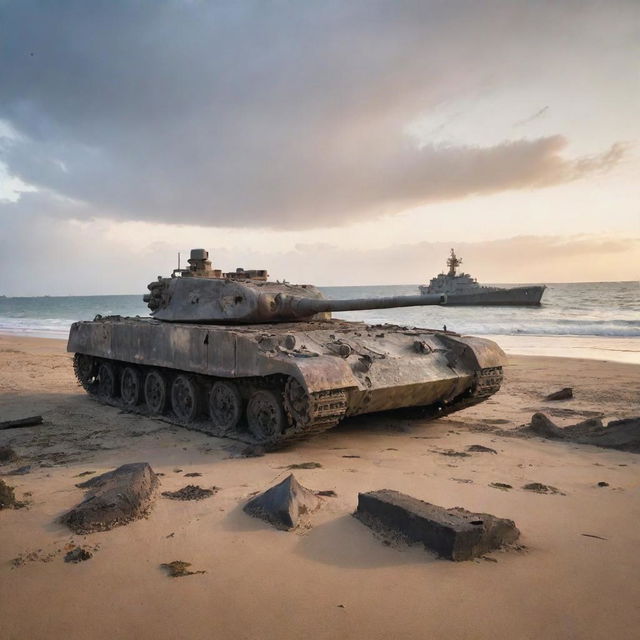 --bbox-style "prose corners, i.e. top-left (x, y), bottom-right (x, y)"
top-left (354, 490), bottom-right (520, 561)
top-left (342, 455), bottom-right (361, 459)
top-left (545, 387), bottom-right (573, 401)
top-left (597, 481), bottom-right (610, 487)
top-left (0, 415), bottom-right (44, 430)
top-left (281, 461), bottom-right (323, 470)
top-left (243, 474), bottom-right (321, 530)
top-left (184, 472), bottom-right (202, 477)
top-left (467, 445), bottom-right (497, 454)
top-left (522, 482), bottom-right (564, 495)
top-left (581, 533), bottom-right (607, 541)
top-left (529, 413), bottom-right (566, 439)
top-left (451, 478), bottom-right (473, 484)
top-left (11, 549), bottom-right (59, 567)
top-left (61, 462), bottom-right (158, 534)
top-left (64, 547), bottom-right (93, 563)
top-left (161, 560), bottom-right (206, 578)
top-left (433, 449), bottom-right (471, 458)
top-left (526, 414), bottom-right (640, 452)
top-left (75, 470), bottom-right (95, 478)
top-left (489, 482), bottom-right (513, 491)
top-left (161, 485), bottom-right (217, 501)
top-left (316, 489), bottom-right (337, 497)
top-left (0, 446), bottom-right (17, 464)
top-left (7, 465), bottom-right (32, 475)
